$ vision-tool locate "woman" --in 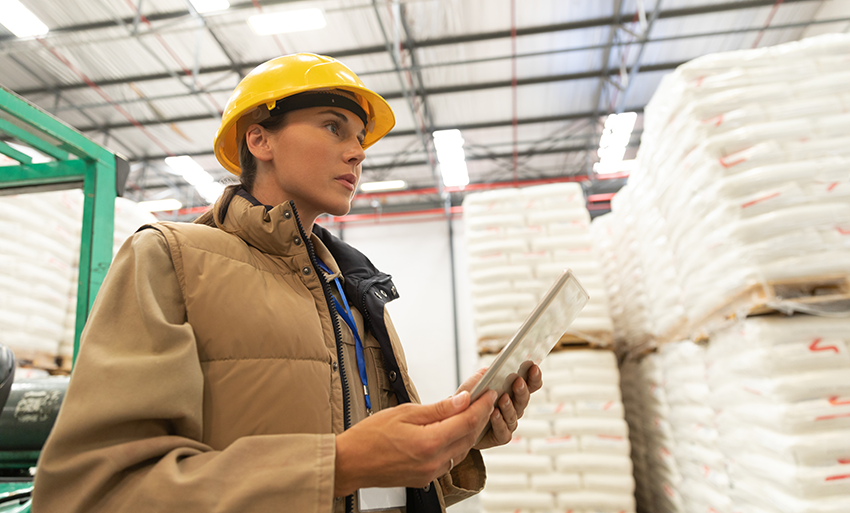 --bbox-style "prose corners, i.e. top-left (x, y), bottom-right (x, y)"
top-left (32, 53), bottom-right (542, 513)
